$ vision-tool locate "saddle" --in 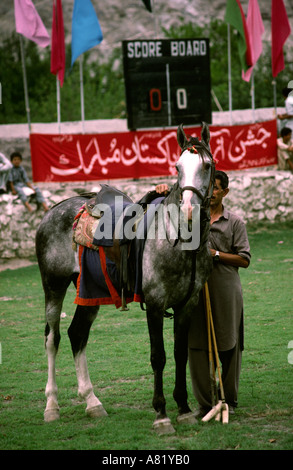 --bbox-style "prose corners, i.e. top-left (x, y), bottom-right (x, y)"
top-left (72, 184), bottom-right (133, 252)
top-left (72, 205), bottom-right (100, 252)
top-left (72, 184), bottom-right (163, 310)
